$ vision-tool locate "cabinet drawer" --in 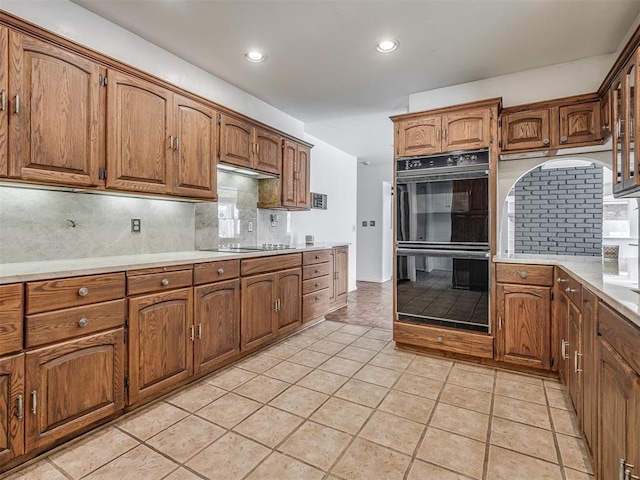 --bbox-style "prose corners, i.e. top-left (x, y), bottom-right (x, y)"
top-left (303, 262), bottom-right (332, 280)
top-left (302, 275), bottom-right (331, 295)
top-left (303, 288), bottom-right (329, 323)
top-left (394, 322), bottom-right (494, 358)
top-left (303, 250), bottom-right (331, 266)
top-left (194, 259), bottom-right (240, 285)
top-left (127, 269), bottom-right (193, 296)
top-left (26, 299), bottom-right (125, 348)
top-left (27, 273), bottom-right (125, 314)
top-left (495, 264), bottom-right (553, 286)
top-left (0, 283), bottom-right (23, 356)
top-left (557, 269), bottom-right (581, 306)
top-left (599, 302), bottom-right (640, 374)
top-left (241, 253), bottom-right (302, 276)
